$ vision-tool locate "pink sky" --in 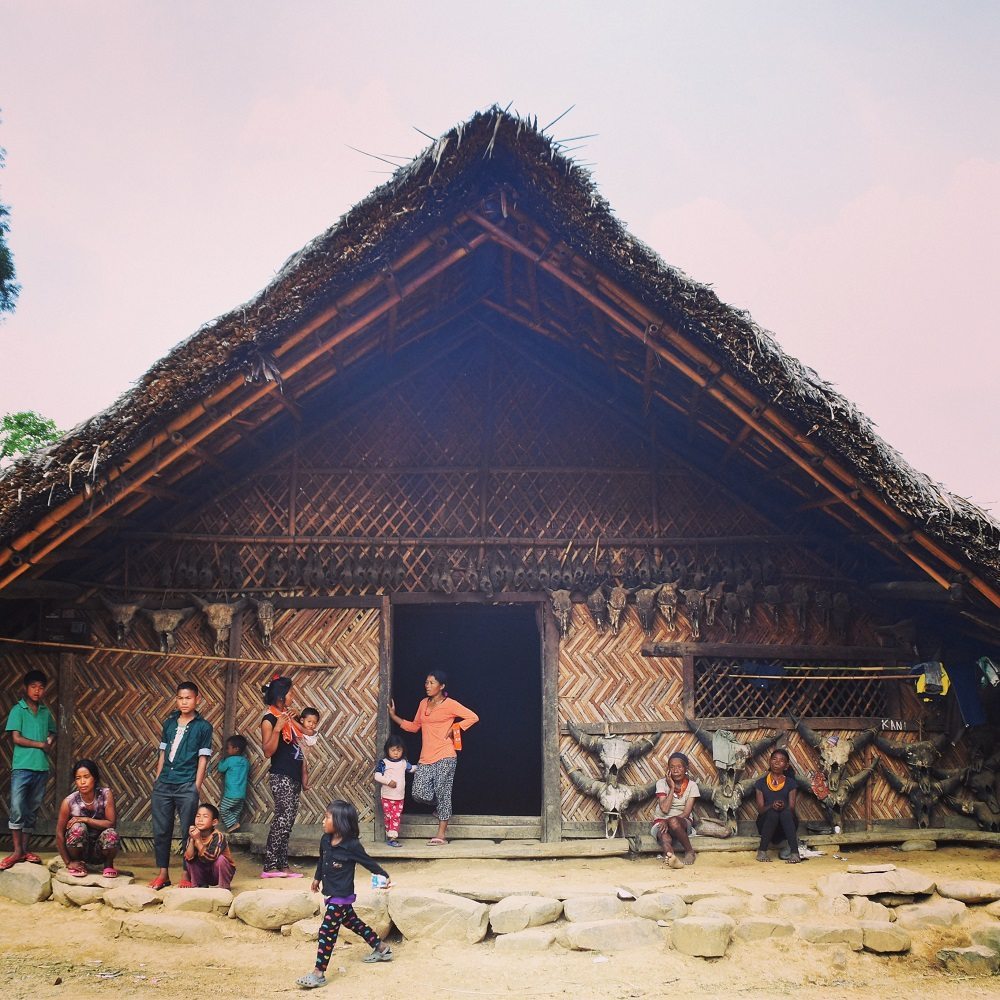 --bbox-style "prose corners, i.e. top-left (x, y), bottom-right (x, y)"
top-left (2, 2), bottom-right (999, 512)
